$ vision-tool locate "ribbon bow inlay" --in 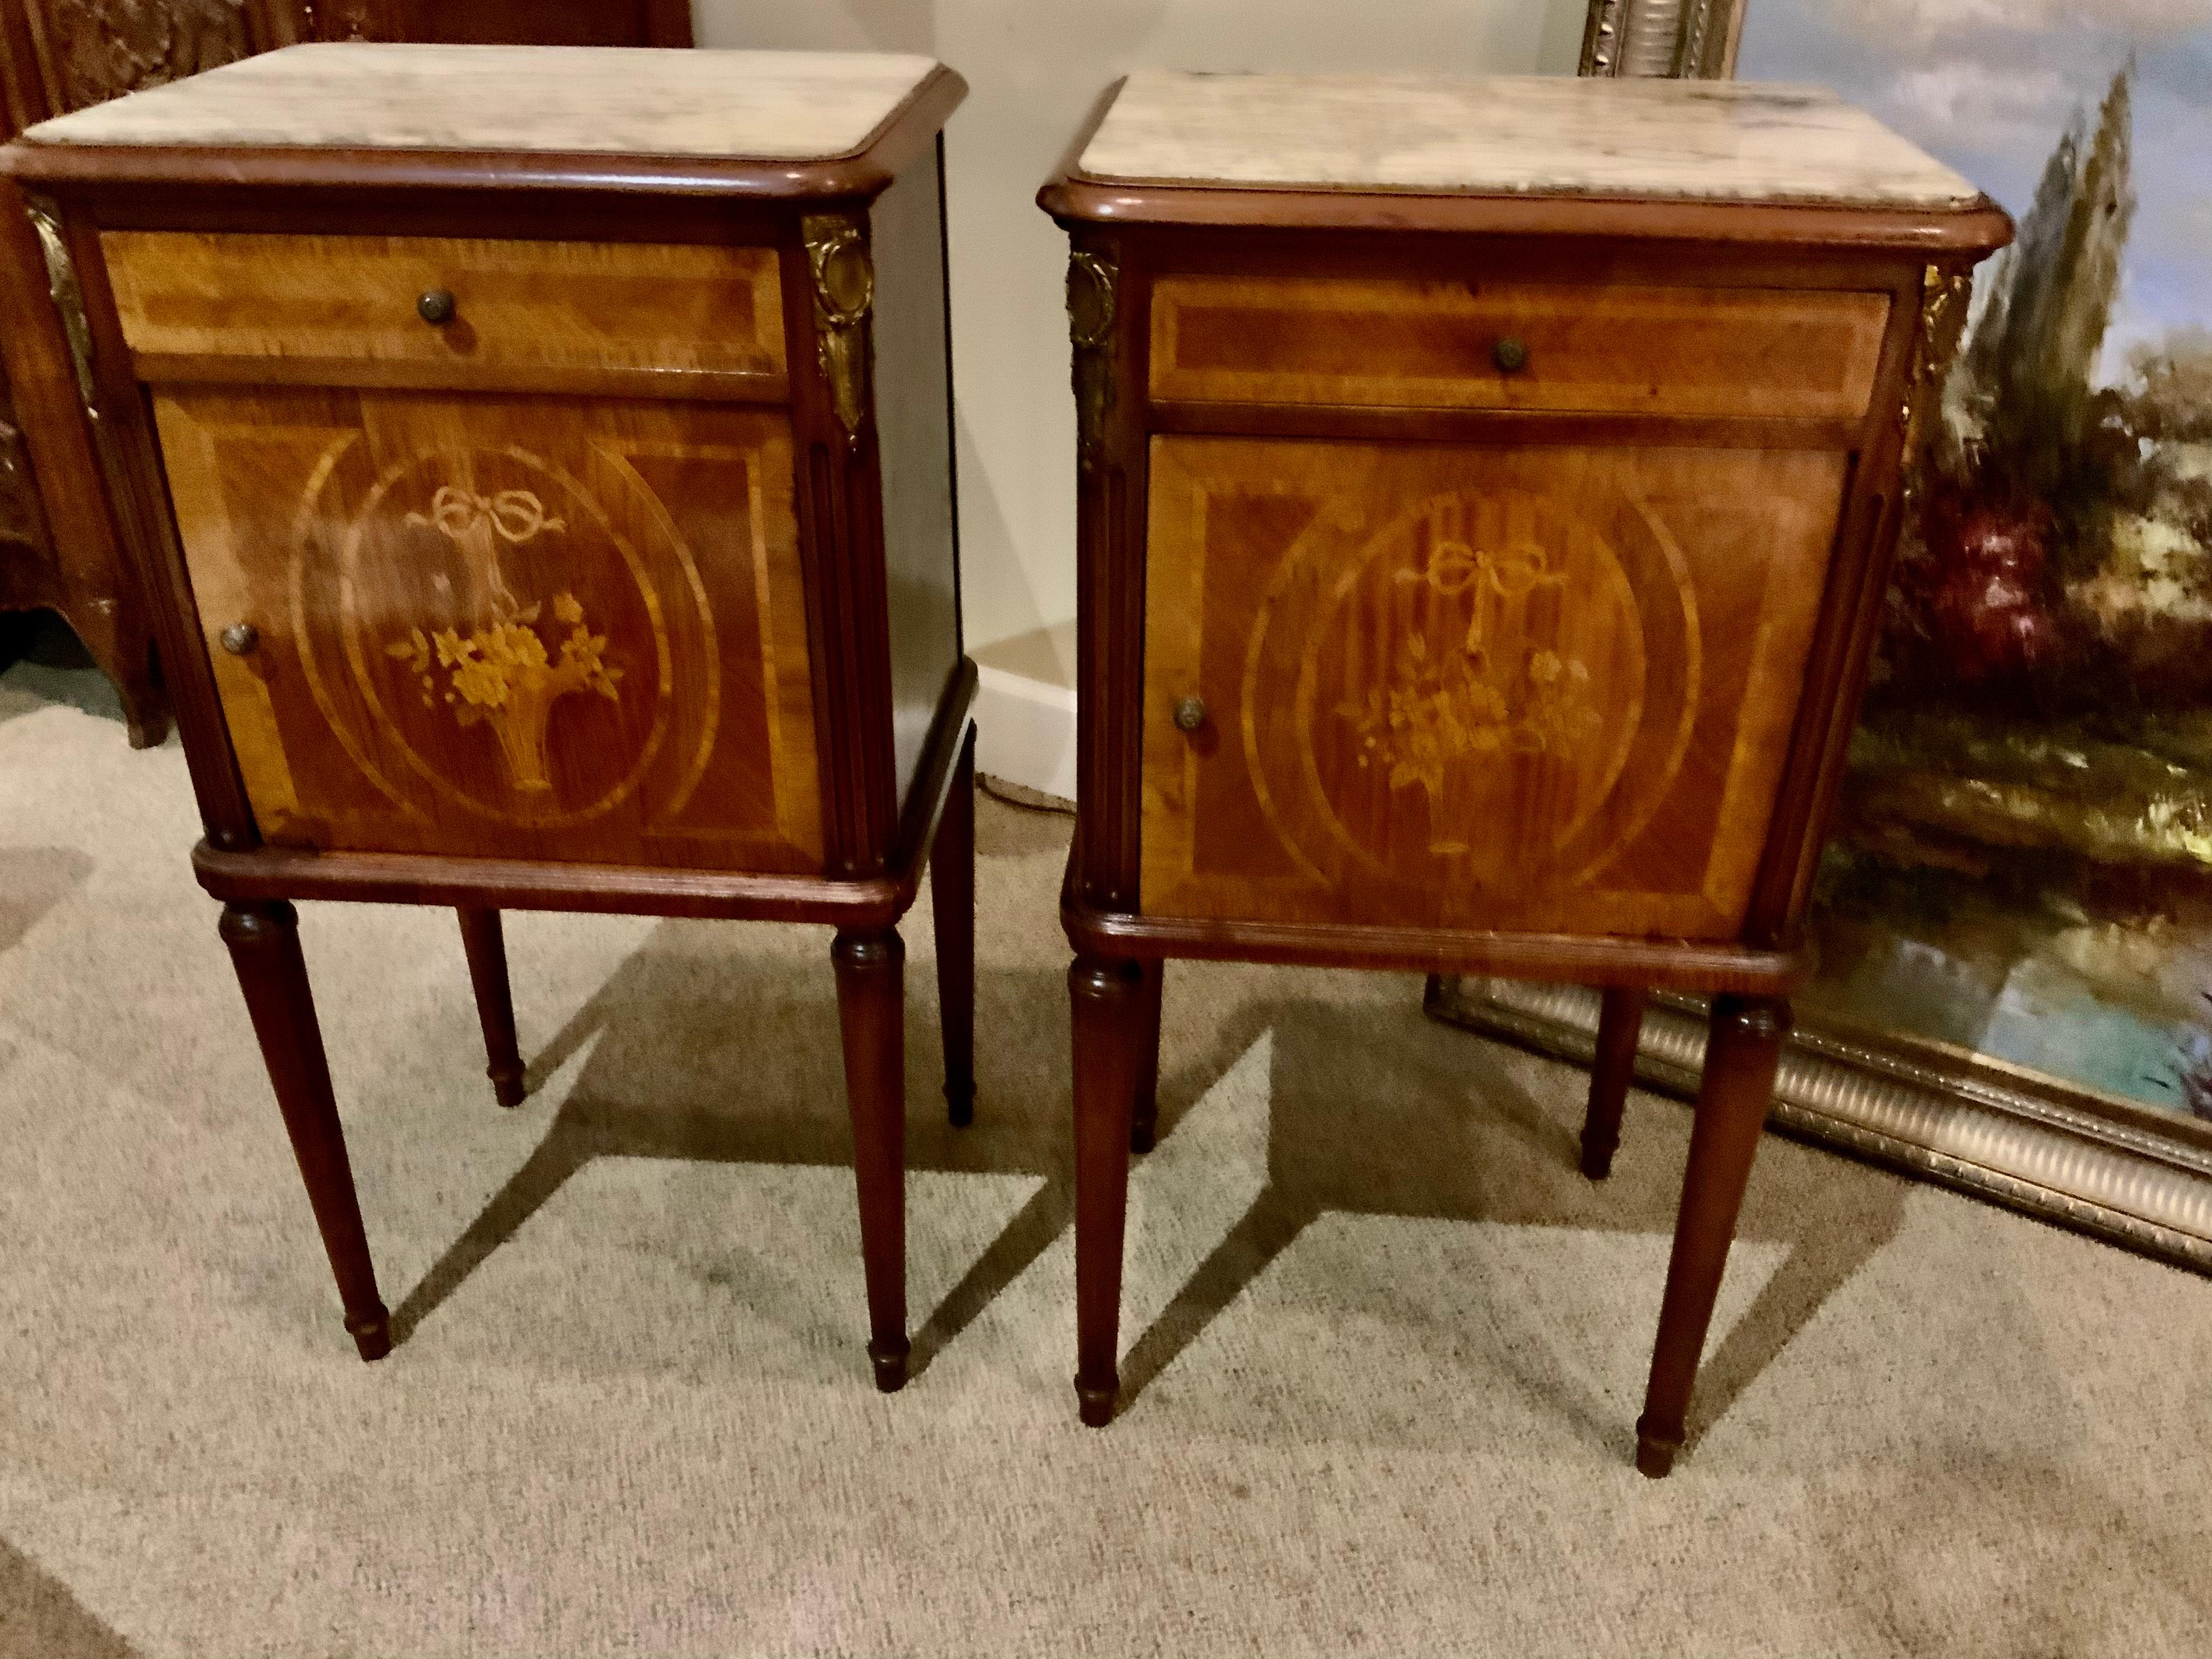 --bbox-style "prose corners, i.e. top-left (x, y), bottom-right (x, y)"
top-left (407, 485), bottom-right (567, 547)
top-left (1397, 538), bottom-right (1568, 654)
